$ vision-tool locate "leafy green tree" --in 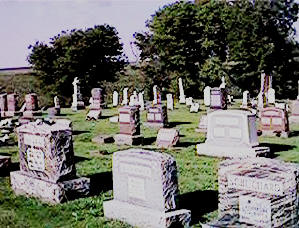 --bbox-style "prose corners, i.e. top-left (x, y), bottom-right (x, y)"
top-left (28, 25), bottom-right (127, 105)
